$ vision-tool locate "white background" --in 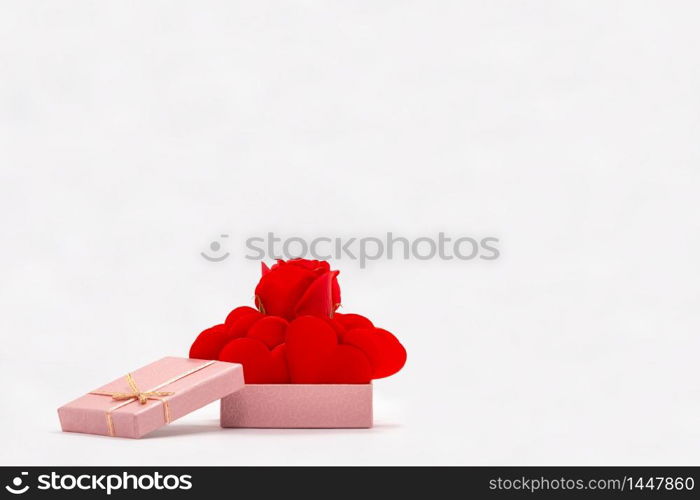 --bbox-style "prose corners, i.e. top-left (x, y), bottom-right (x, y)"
top-left (1, 1), bottom-right (699, 465)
